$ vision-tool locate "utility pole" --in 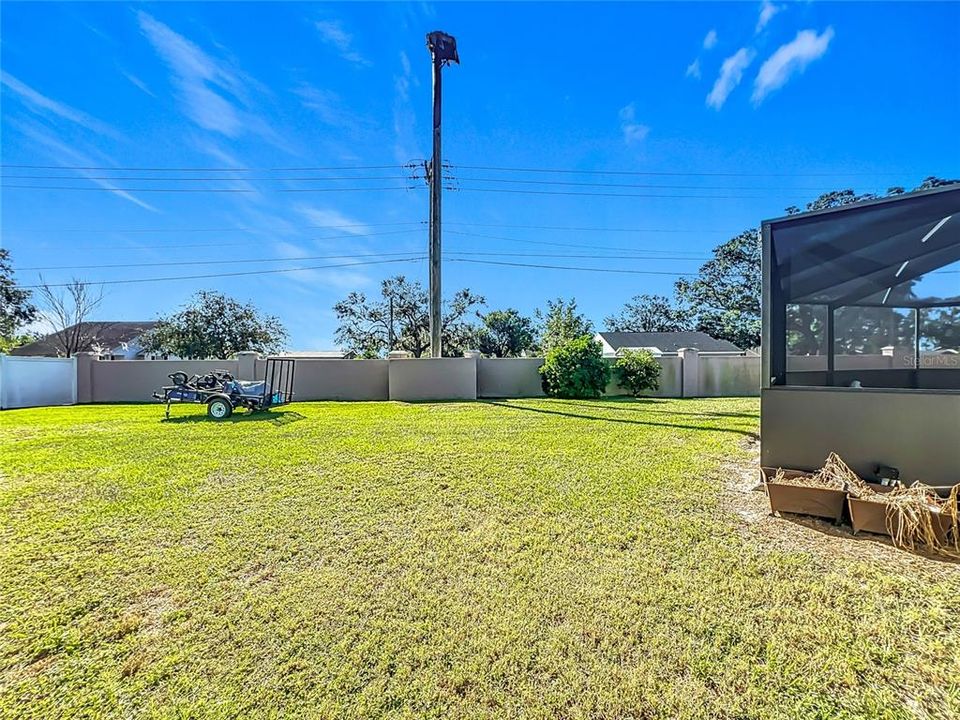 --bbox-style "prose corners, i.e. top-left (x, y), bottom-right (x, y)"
top-left (388, 295), bottom-right (395, 352)
top-left (425, 31), bottom-right (459, 358)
